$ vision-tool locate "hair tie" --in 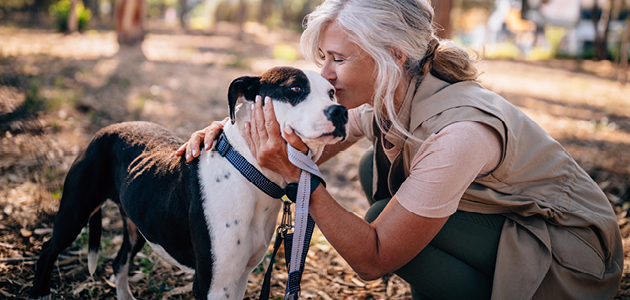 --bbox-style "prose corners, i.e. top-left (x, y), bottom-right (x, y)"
top-left (419, 38), bottom-right (439, 77)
